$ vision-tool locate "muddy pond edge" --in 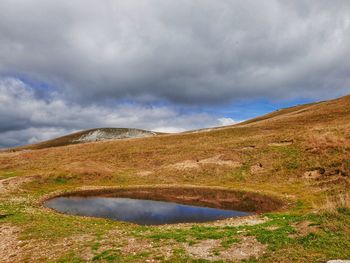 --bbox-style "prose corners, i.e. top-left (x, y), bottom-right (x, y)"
top-left (39, 185), bottom-right (290, 219)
